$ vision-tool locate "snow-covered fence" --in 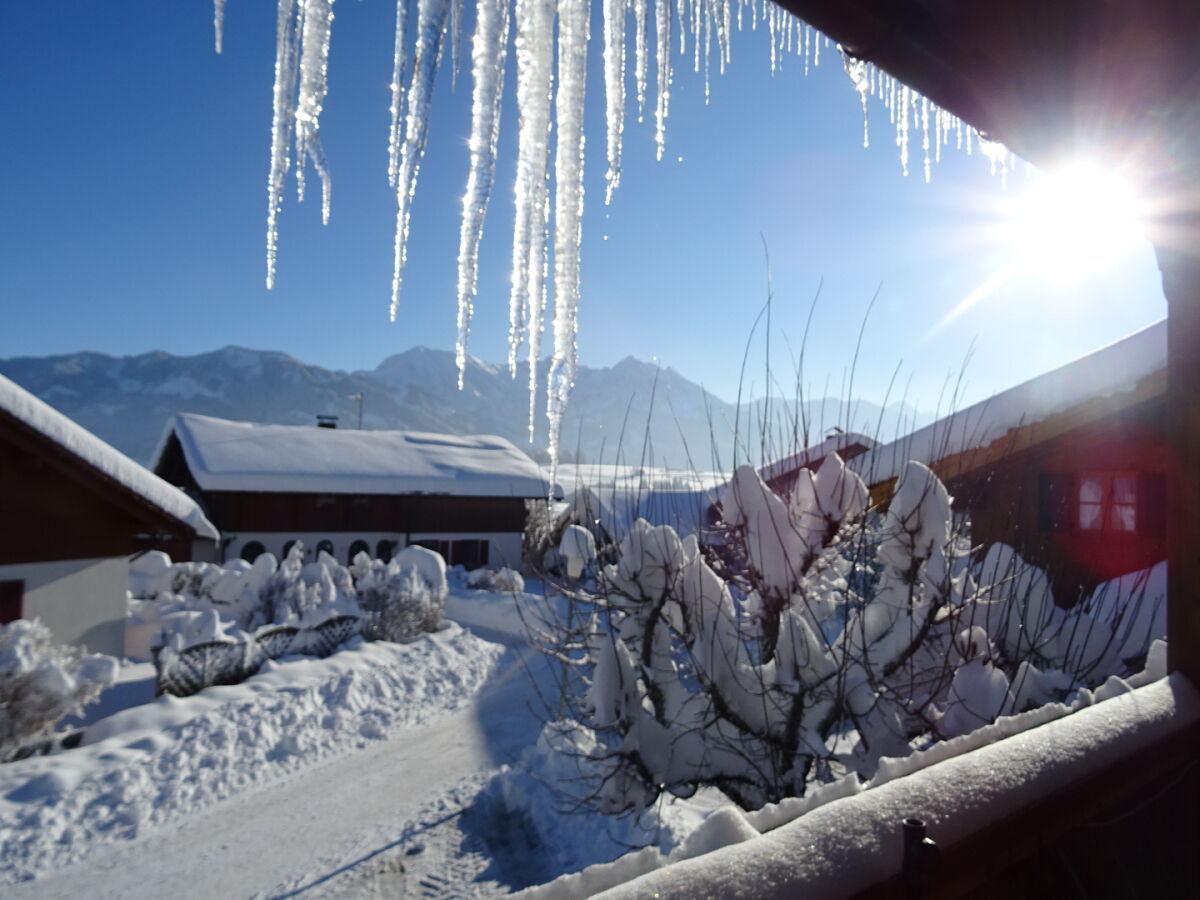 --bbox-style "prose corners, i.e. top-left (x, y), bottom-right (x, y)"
top-left (153, 614), bottom-right (361, 698)
top-left (137, 542), bottom-right (450, 696)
